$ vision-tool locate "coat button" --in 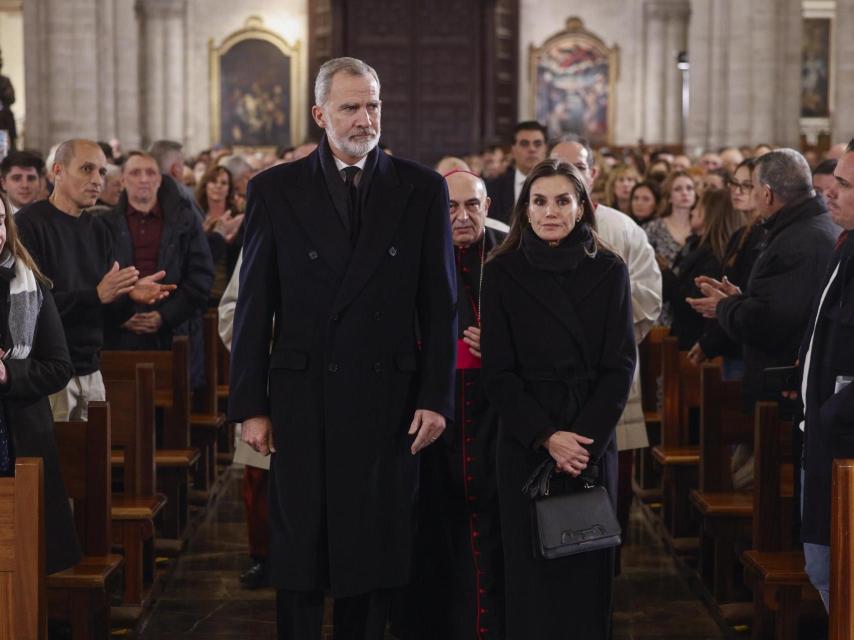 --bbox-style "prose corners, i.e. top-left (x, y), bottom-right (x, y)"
top-left (308, 250), bottom-right (319, 260)
top-left (373, 362), bottom-right (383, 373)
top-left (373, 311), bottom-right (382, 321)
top-left (327, 363), bottom-right (339, 373)
top-left (331, 314), bottom-right (340, 322)
top-left (388, 246), bottom-right (398, 257)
